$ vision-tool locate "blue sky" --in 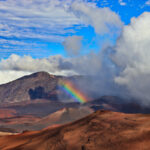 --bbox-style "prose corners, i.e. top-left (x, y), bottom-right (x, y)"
top-left (0, 0), bottom-right (150, 59)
